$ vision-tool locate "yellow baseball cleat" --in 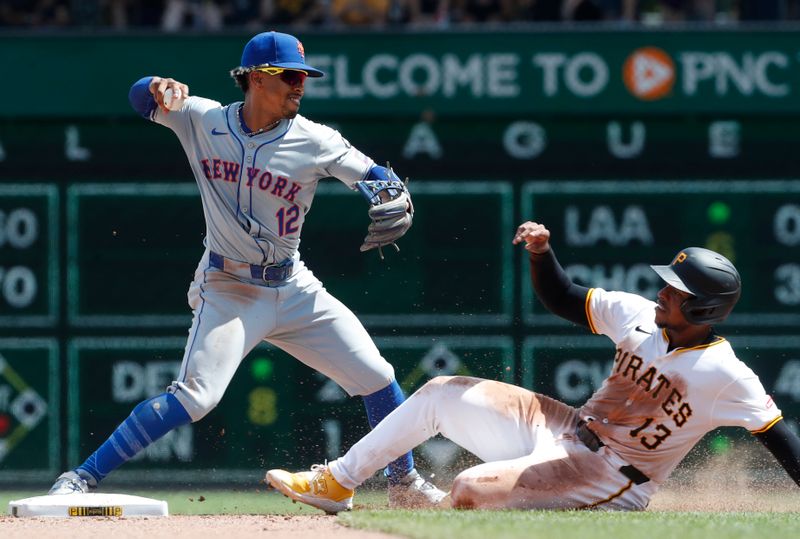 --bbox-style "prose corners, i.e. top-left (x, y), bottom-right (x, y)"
top-left (266, 465), bottom-right (354, 514)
